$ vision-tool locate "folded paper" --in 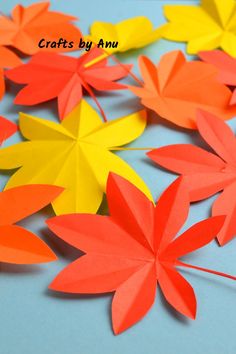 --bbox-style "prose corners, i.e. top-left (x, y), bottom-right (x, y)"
top-left (148, 110), bottom-right (236, 245)
top-left (86, 16), bottom-right (166, 55)
top-left (0, 184), bottom-right (62, 264)
top-left (6, 48), bottom-right (131, 120)
top-left (0, 46), bottom-right (22, 101)
top-left (0, 2), bottom-right (82, 55)
top-left (163, 0), bottom-right (236, 57)
top-left (0, 100), bottom-right (151, 215)
top-left (0, 116), bottom-right (18, 145)
top-left (47, 173), bottom-right (226, 334)
top-left (129, 51), bottom-right (236, 129)
top-left (200, 50), bottom-right (236, 105)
